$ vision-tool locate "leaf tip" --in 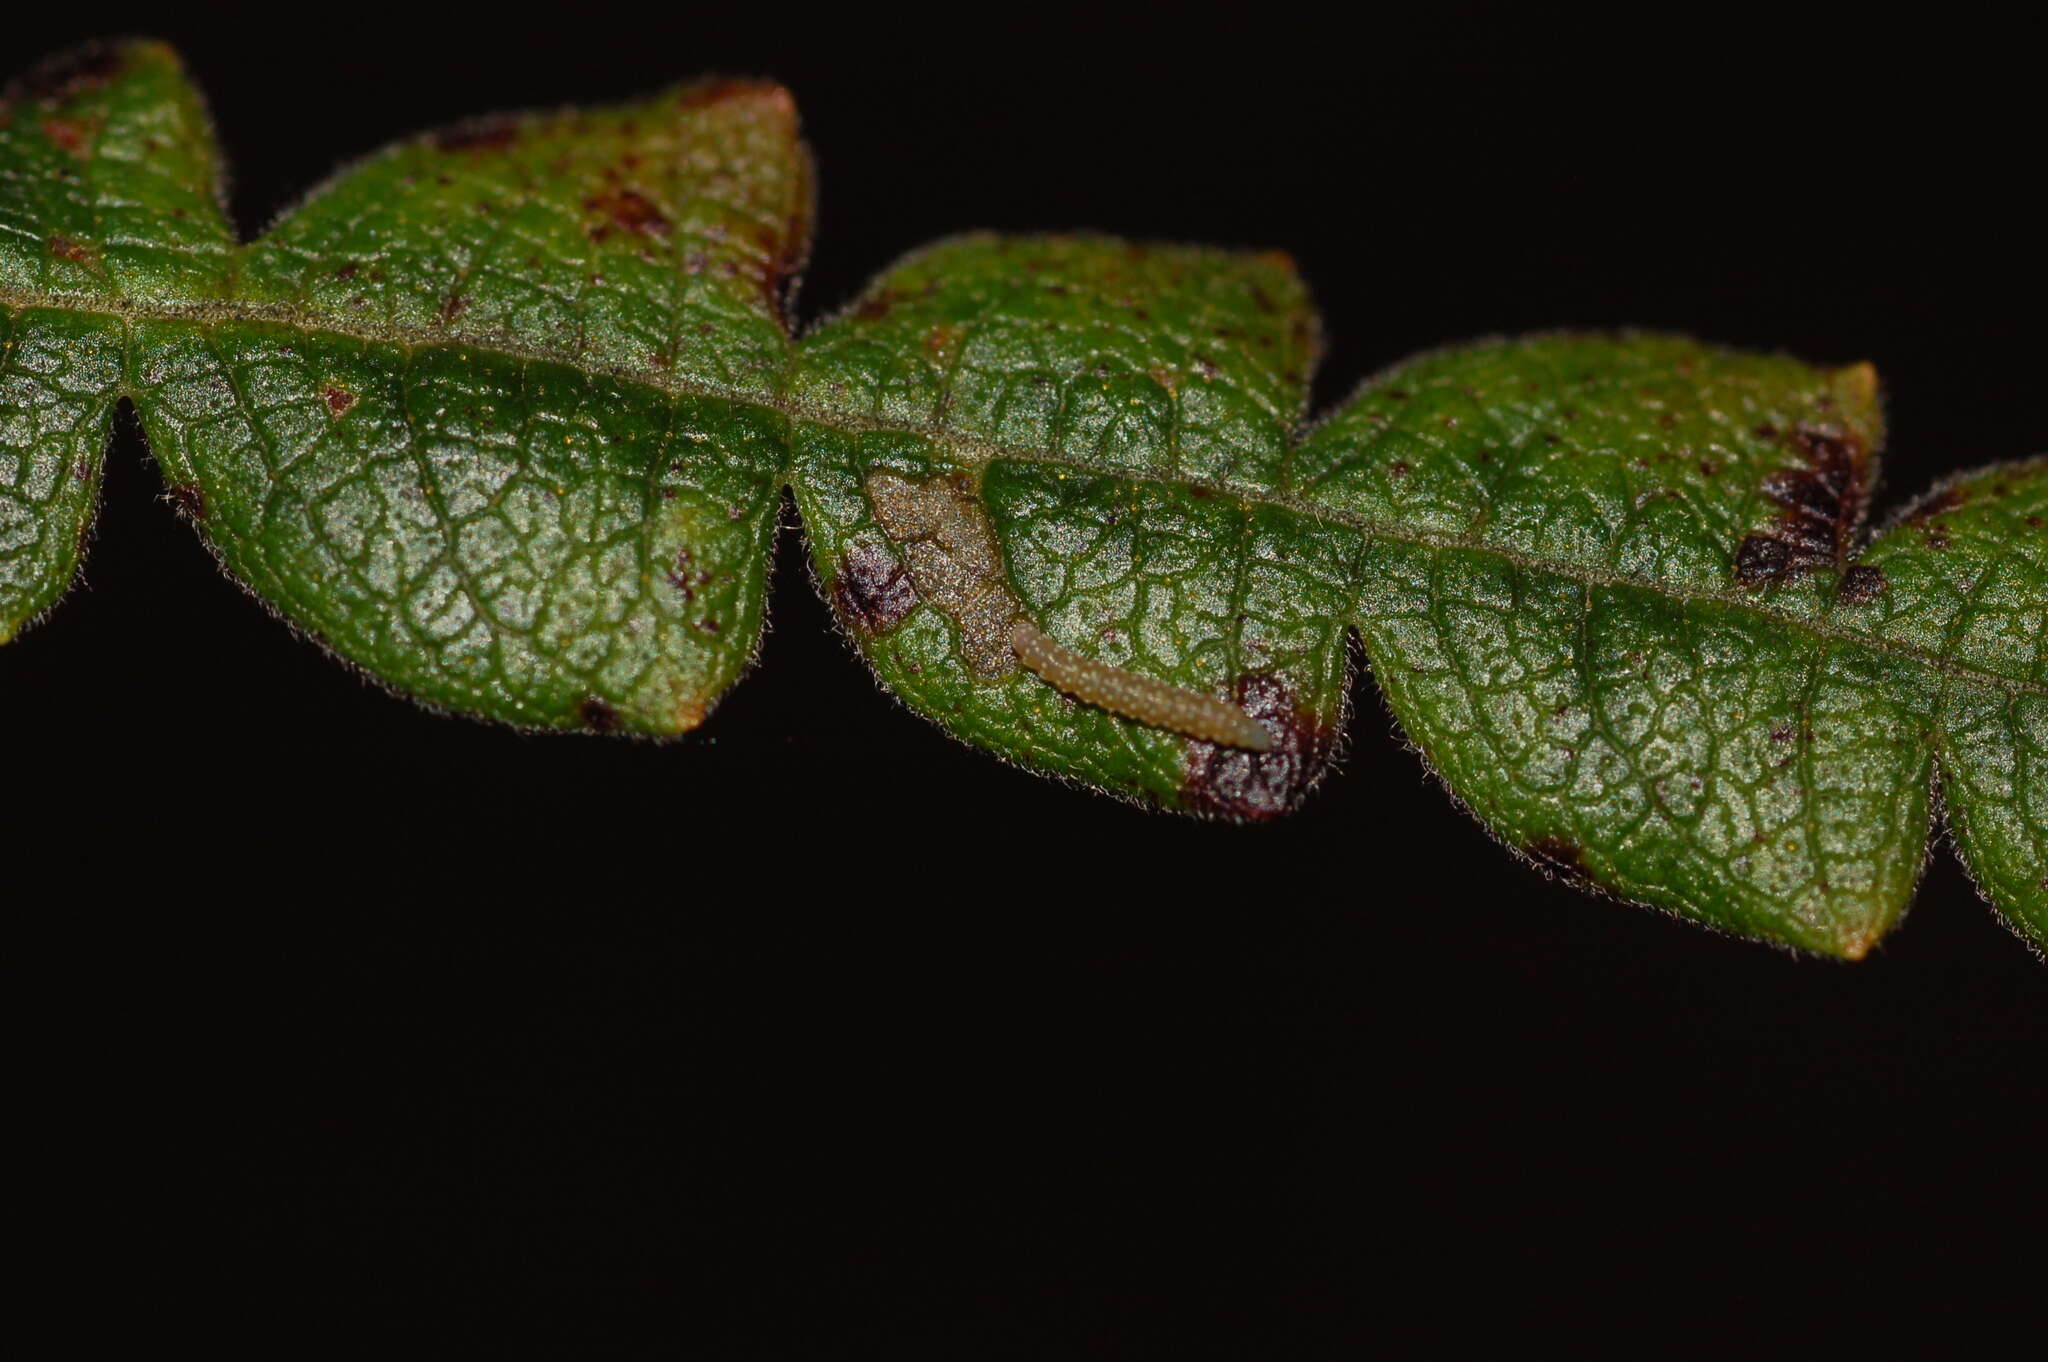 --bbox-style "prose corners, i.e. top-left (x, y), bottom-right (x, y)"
top-left (1810, 911), bottom-right (1899, 962)
top-left (1839, 359), bottom-right (1879, 394)
top-left (673, 75), bottom-right (798, 123)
